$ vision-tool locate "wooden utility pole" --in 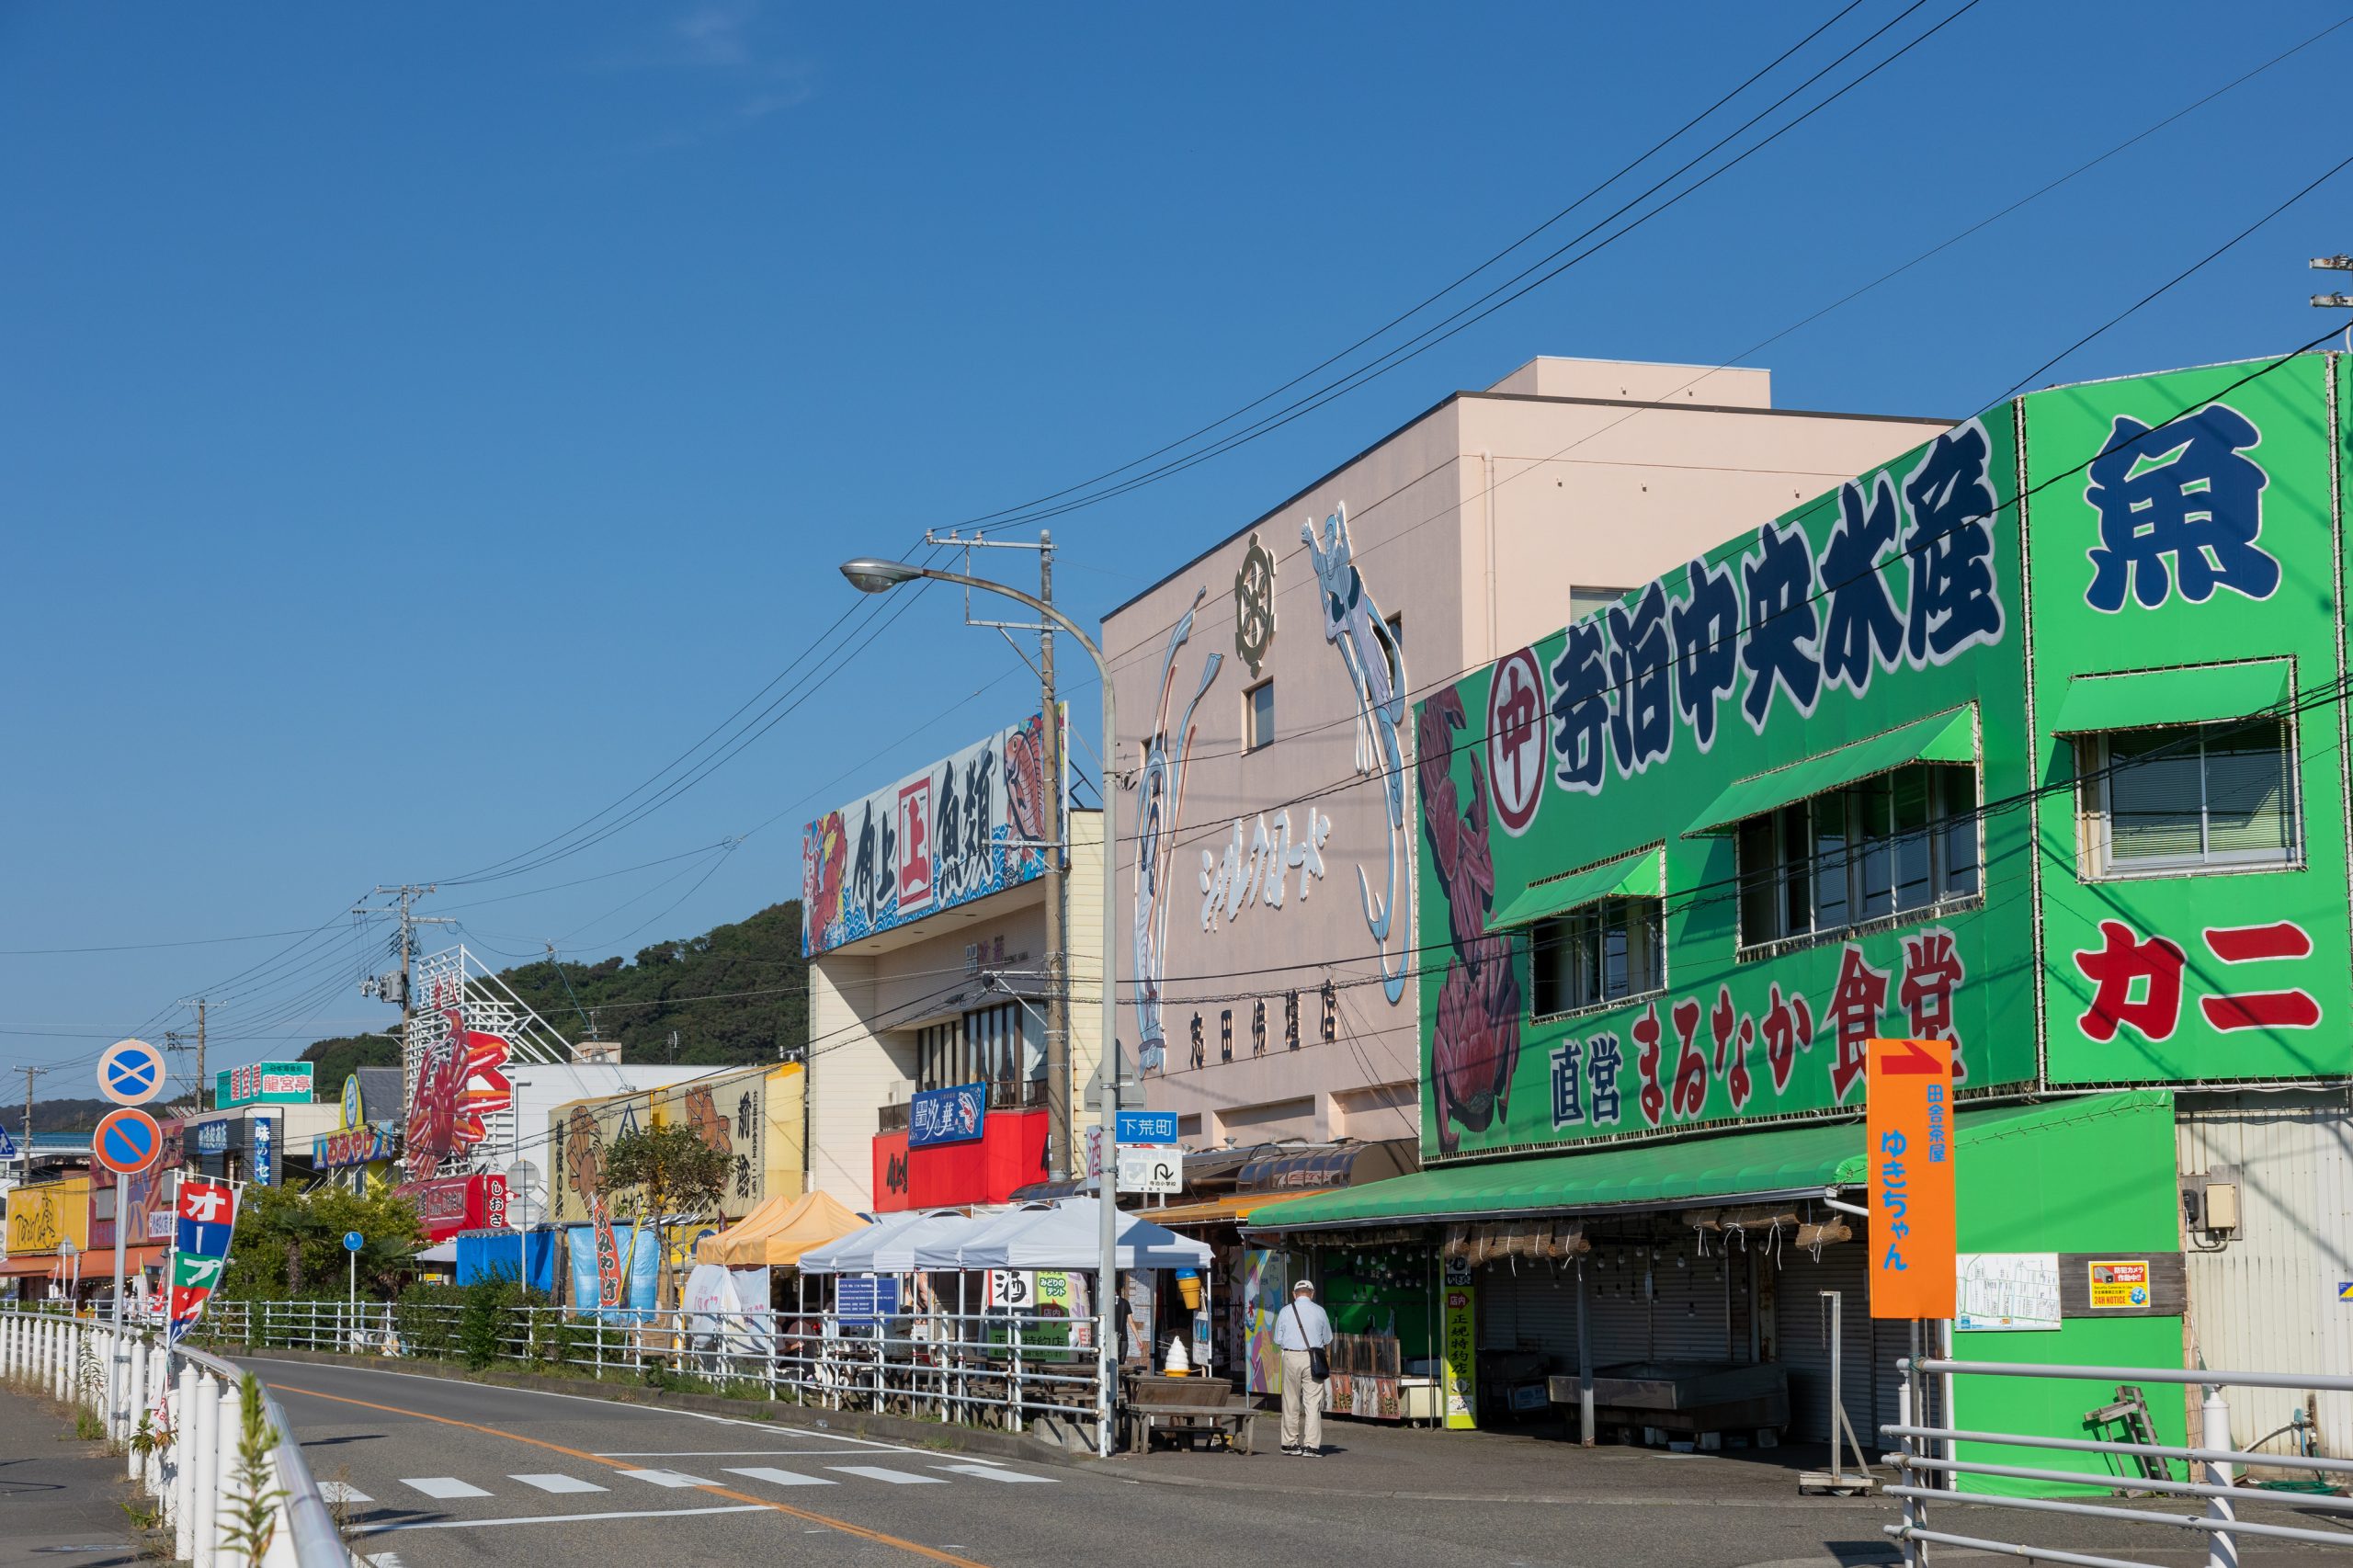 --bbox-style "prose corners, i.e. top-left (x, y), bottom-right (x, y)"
top-left (1040, 529), bottom-right (1072, 1180)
